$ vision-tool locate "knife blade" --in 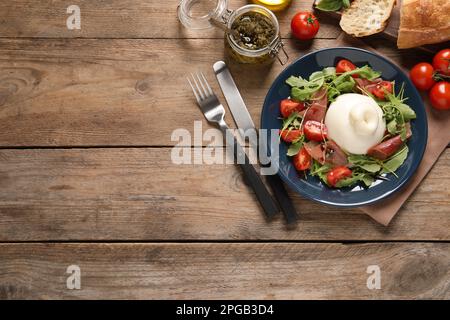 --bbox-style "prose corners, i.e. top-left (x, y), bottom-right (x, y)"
top-left (213, 61), bottom-right (255, 137)
top-left (213, 61), bottom-right (298, 225)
